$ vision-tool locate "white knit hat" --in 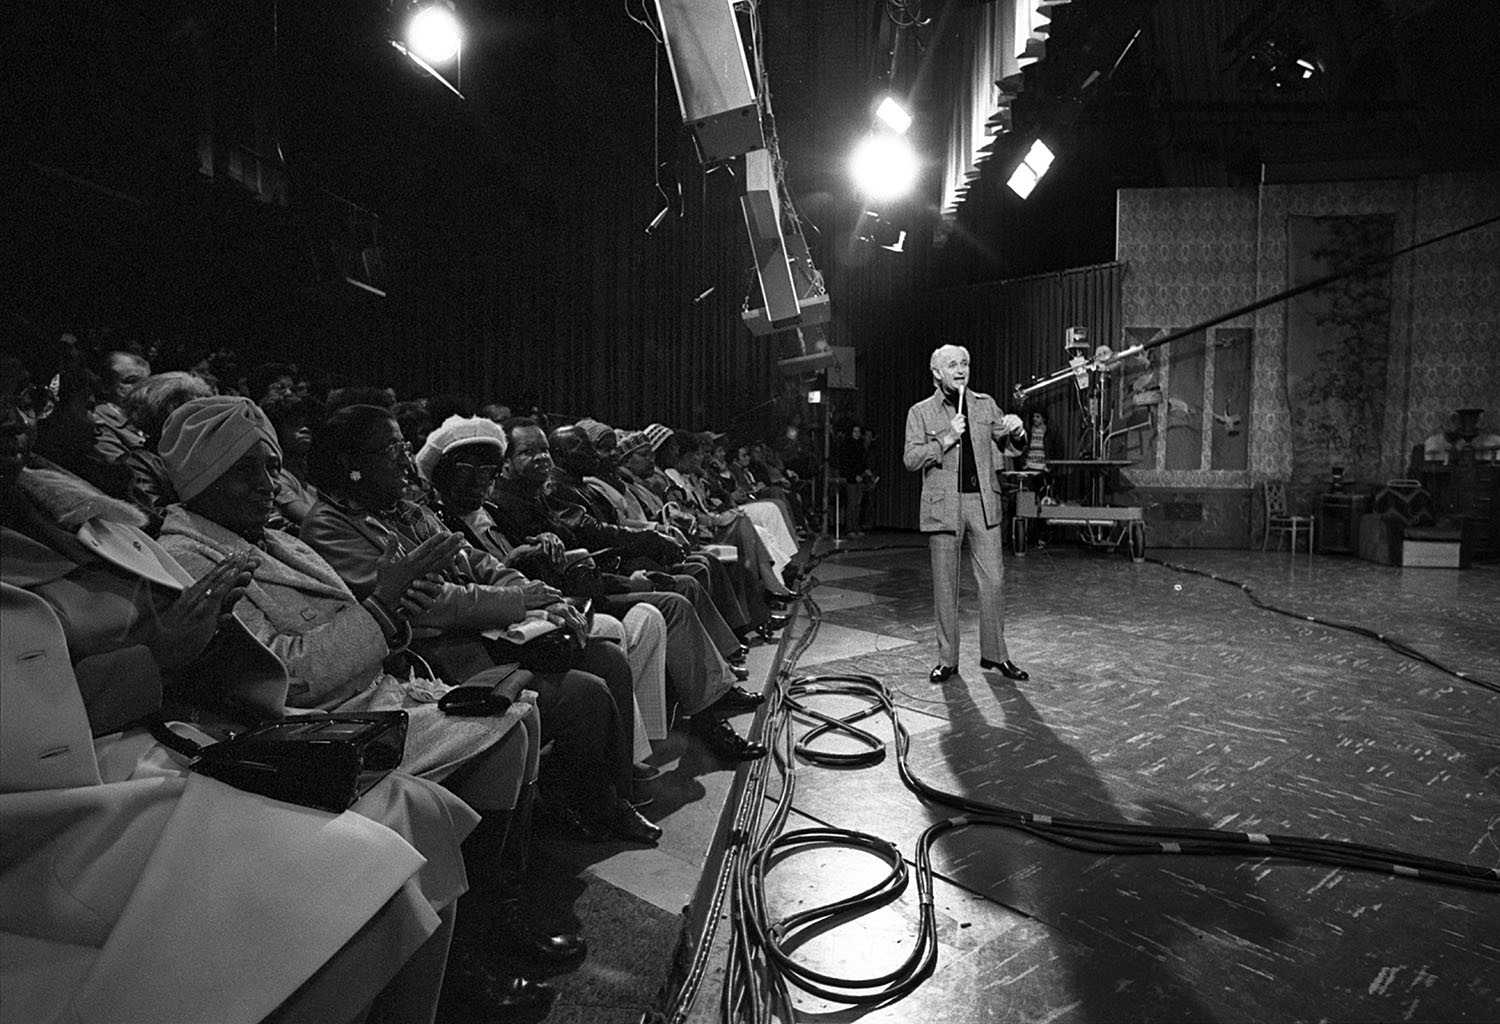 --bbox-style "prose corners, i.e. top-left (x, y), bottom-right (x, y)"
top-left (414, 415), bottom-right (508, 483)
